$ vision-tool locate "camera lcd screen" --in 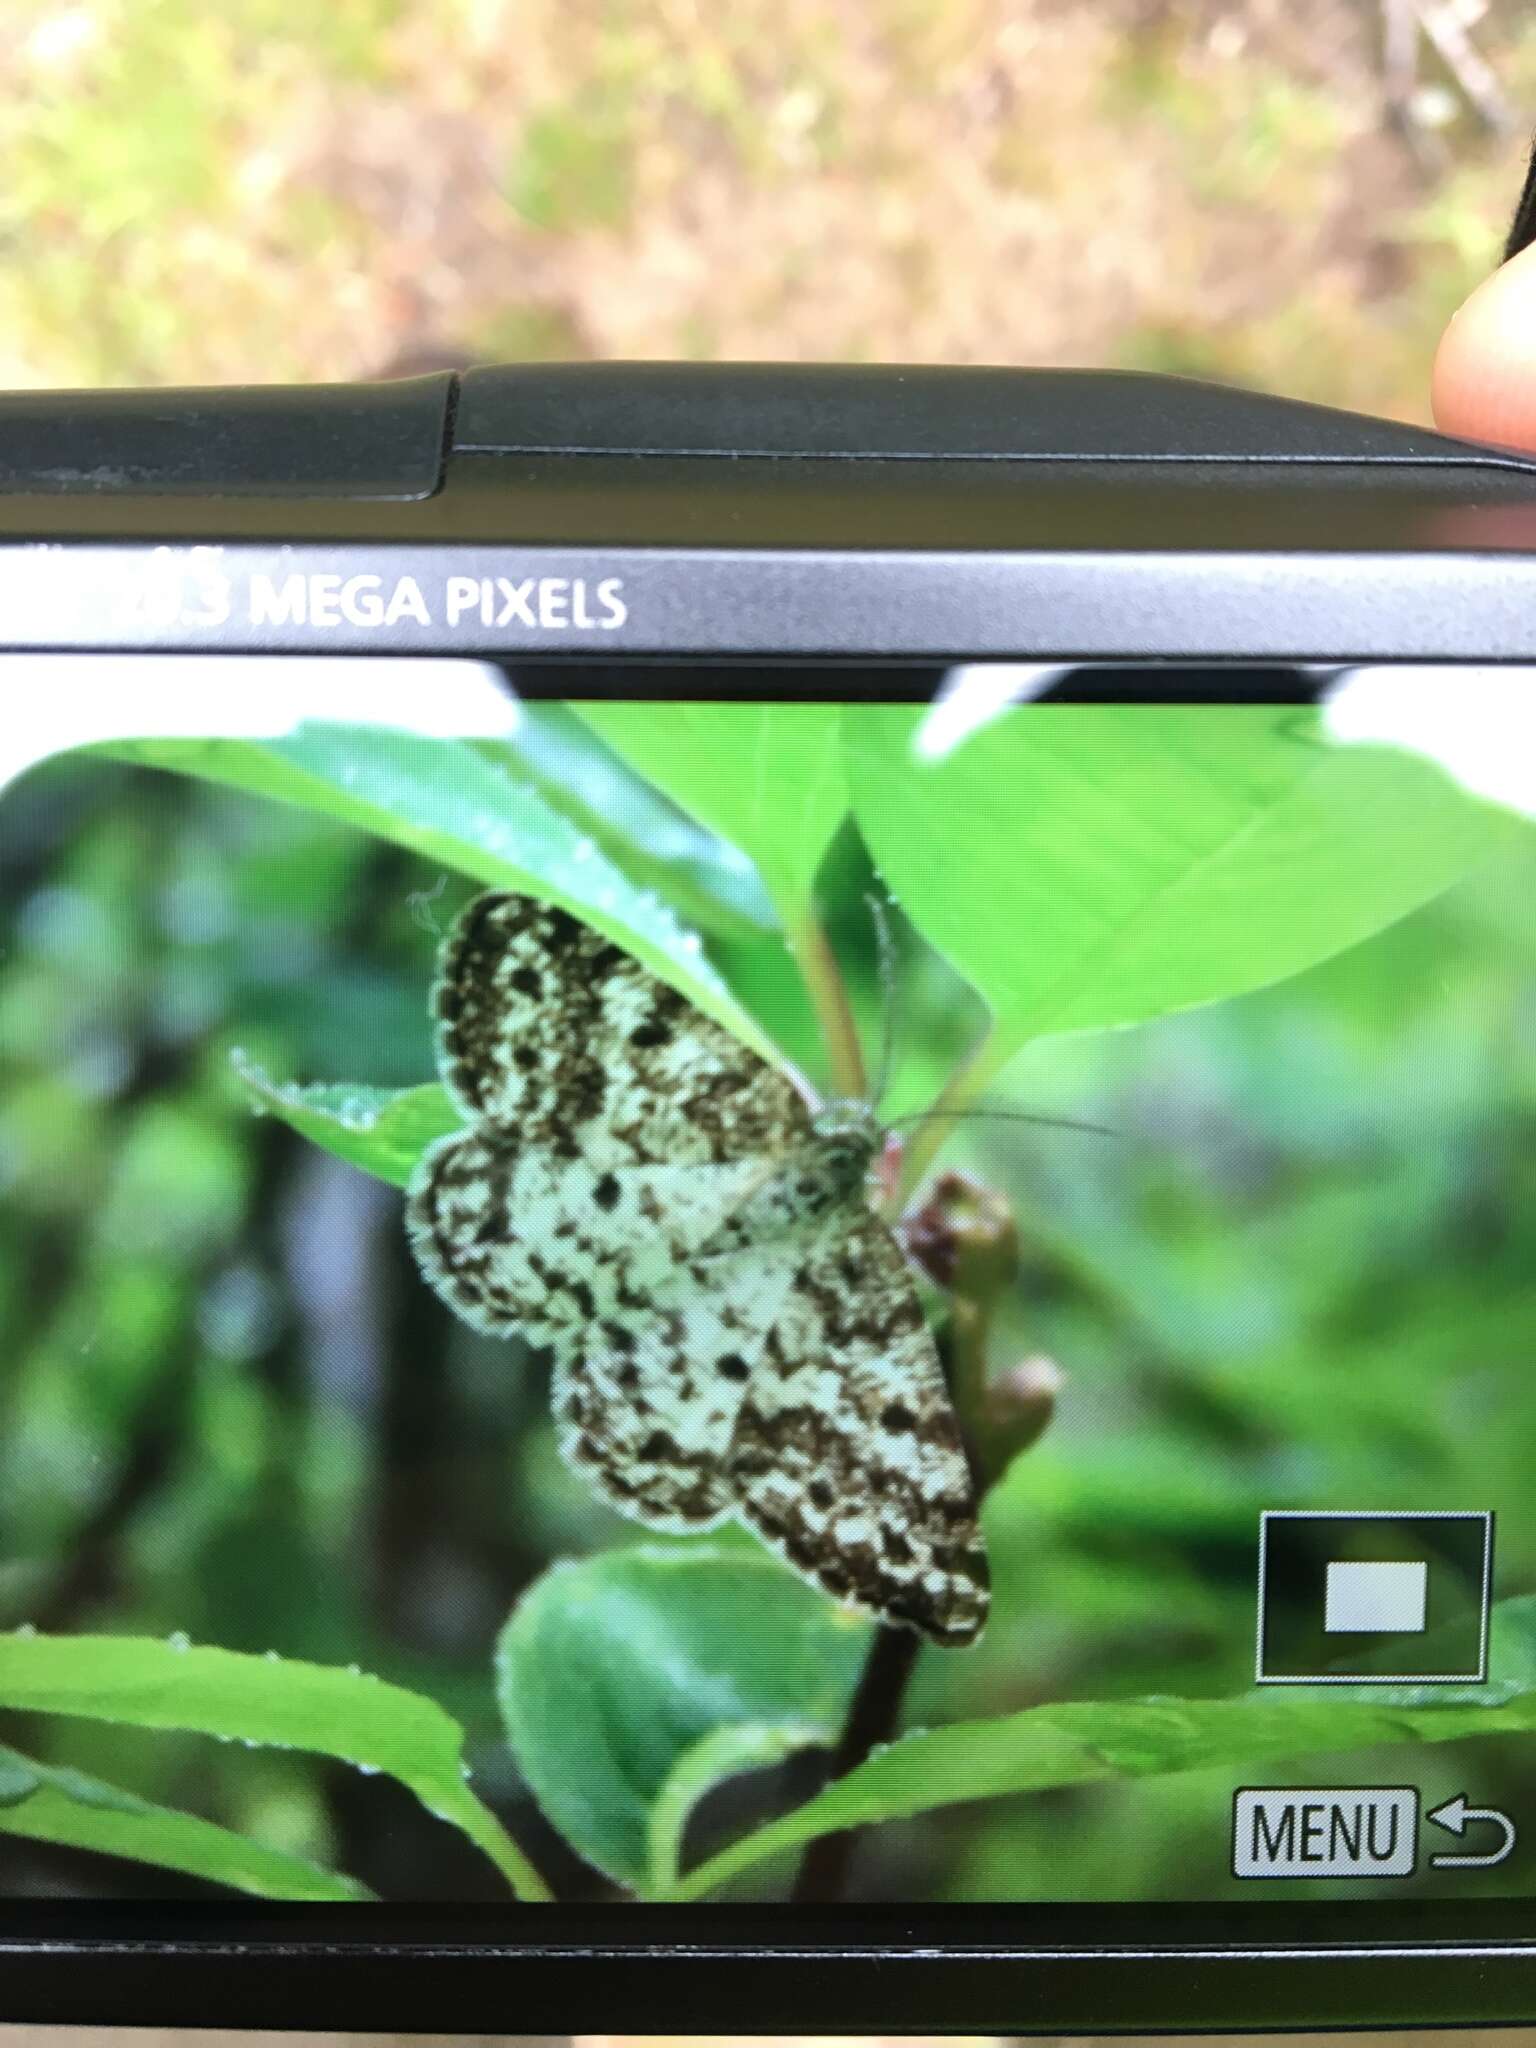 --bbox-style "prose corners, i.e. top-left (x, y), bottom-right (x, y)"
top-left (0, 655), bottom-right (1532, 1913)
